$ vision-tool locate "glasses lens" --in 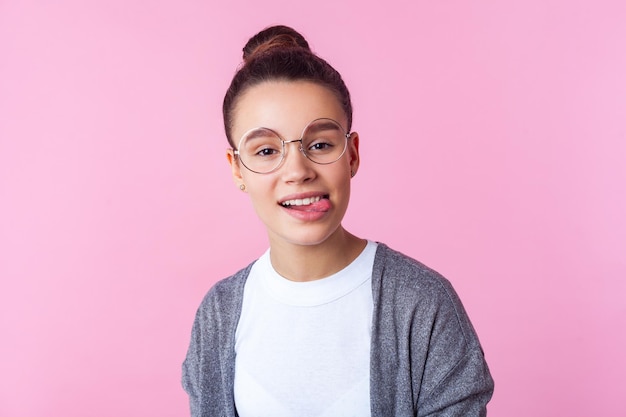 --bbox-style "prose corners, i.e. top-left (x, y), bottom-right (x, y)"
top-left (236, 119), bottom-right (348, 174)
top-left (301, 119), bottom-right (347, 164)
top-left (238, 128), bottom-right (283, 173)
